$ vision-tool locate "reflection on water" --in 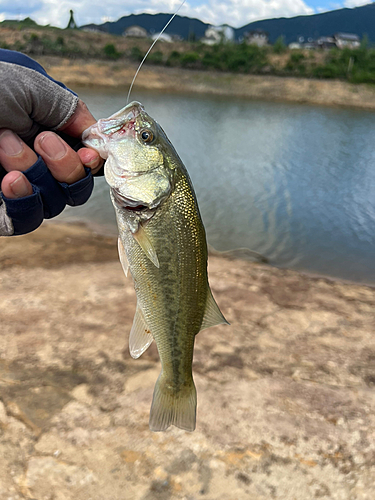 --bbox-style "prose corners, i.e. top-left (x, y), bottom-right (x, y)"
top-left (58, 88), bottom-right (375, 284)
